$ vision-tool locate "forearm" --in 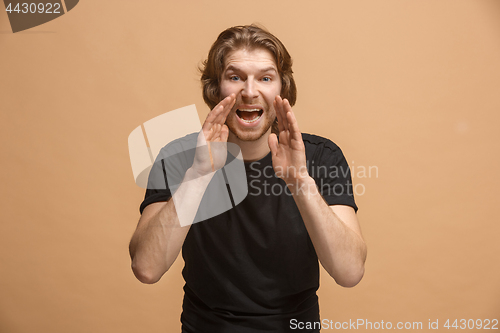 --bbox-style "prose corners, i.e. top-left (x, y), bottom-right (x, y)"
top-left (290, 176), bottom-right (367, 287)
top-left (129, 199), bottom-right (186, 283)
top-left (129, 168), bottom-right (214, 283)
